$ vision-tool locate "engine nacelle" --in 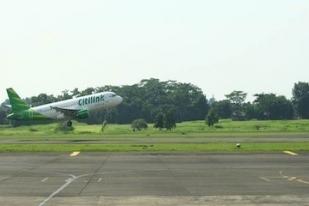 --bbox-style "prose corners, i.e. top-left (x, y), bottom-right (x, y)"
top-left (75, 109), bottom-right (89, 119)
